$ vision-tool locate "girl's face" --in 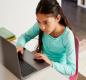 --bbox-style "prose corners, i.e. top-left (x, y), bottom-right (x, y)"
top-left (36, 13), bottom-right (60, 34)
